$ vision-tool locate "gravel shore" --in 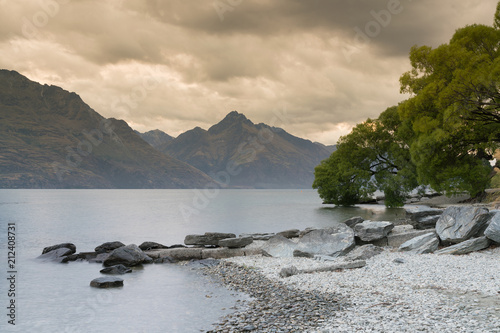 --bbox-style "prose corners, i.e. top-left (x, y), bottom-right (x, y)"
top-left (206, 247), bottom-right (500, 332)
